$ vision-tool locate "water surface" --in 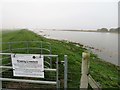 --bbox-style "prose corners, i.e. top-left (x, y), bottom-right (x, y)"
top-left (32, 29), bottom-right (118, 66)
